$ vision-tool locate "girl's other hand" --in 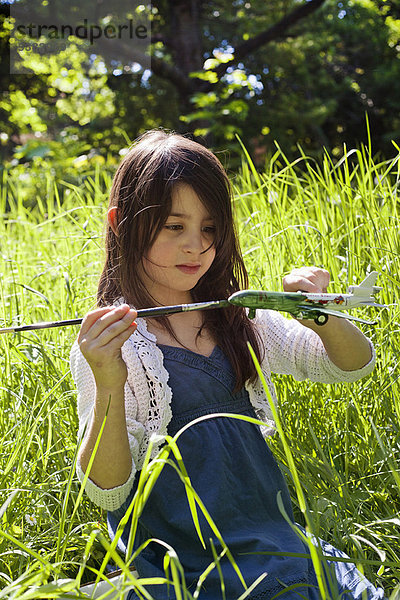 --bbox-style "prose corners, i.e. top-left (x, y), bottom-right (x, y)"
top-left (78, 304), bottom-right (137, 390)
top-left (283, 267), bottom-right (330, 294)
